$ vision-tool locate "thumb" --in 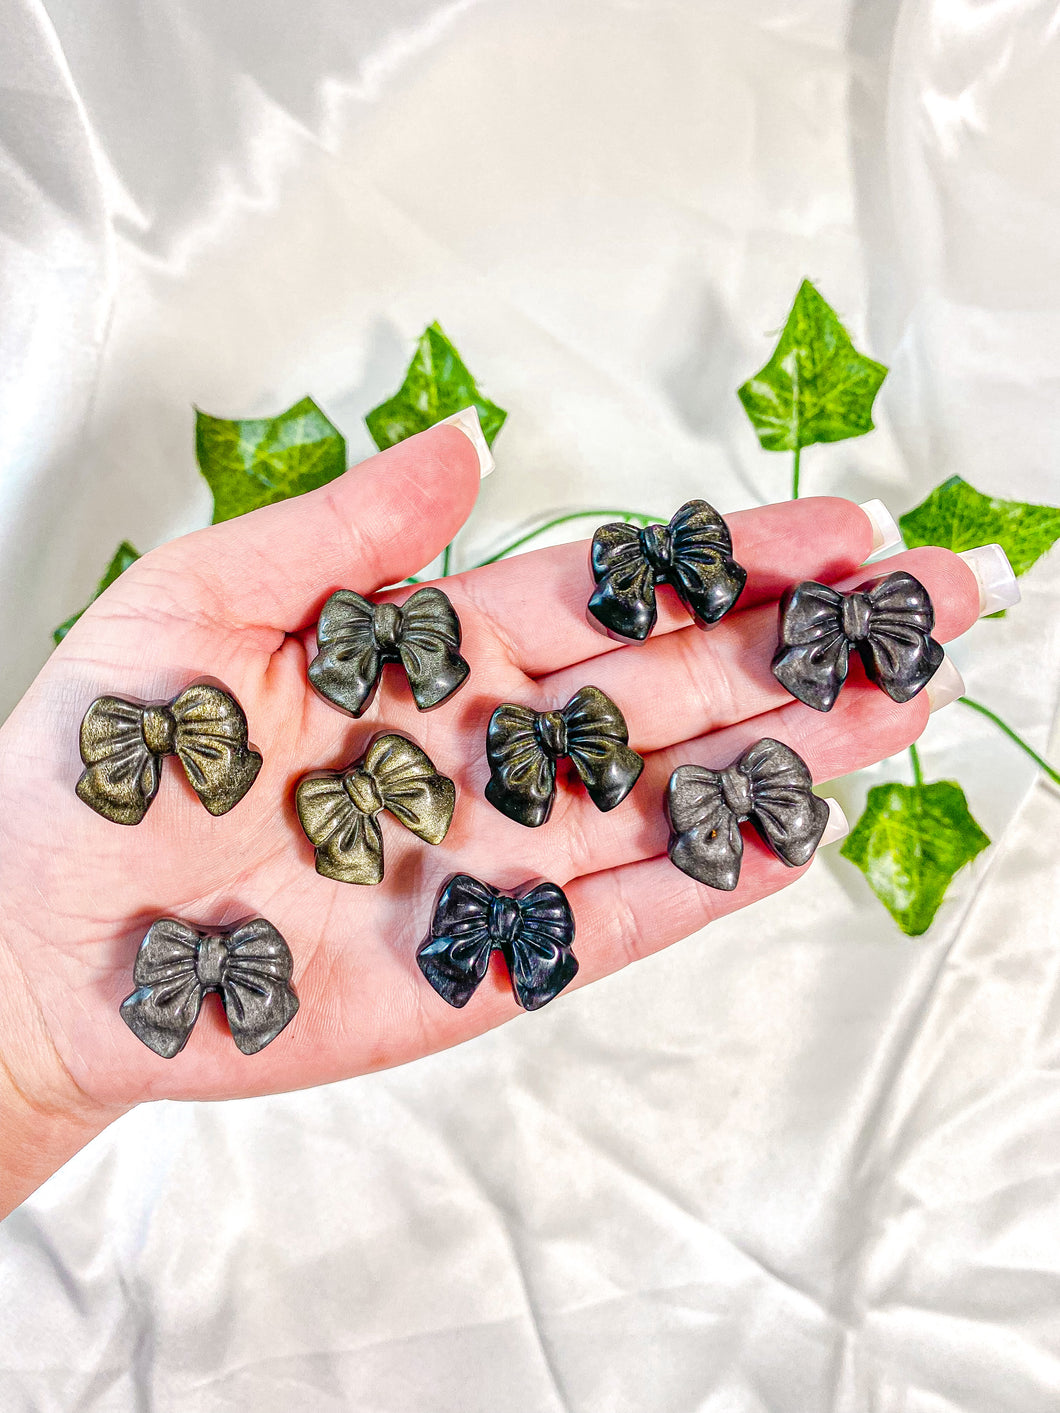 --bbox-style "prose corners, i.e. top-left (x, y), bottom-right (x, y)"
top-left (159, 414), bottom-right (489, 632)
